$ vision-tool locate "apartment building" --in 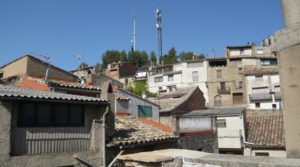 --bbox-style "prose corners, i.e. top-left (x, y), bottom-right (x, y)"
top-left (148, 59), bottom-right (208, 103)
